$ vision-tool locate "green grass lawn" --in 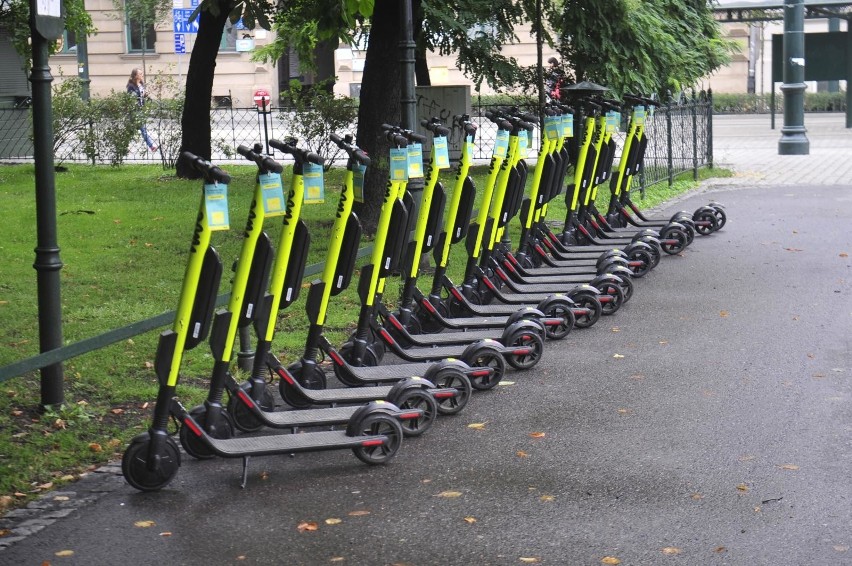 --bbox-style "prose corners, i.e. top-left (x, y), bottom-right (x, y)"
top-left (0, 160), bottom-right (730, 509)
